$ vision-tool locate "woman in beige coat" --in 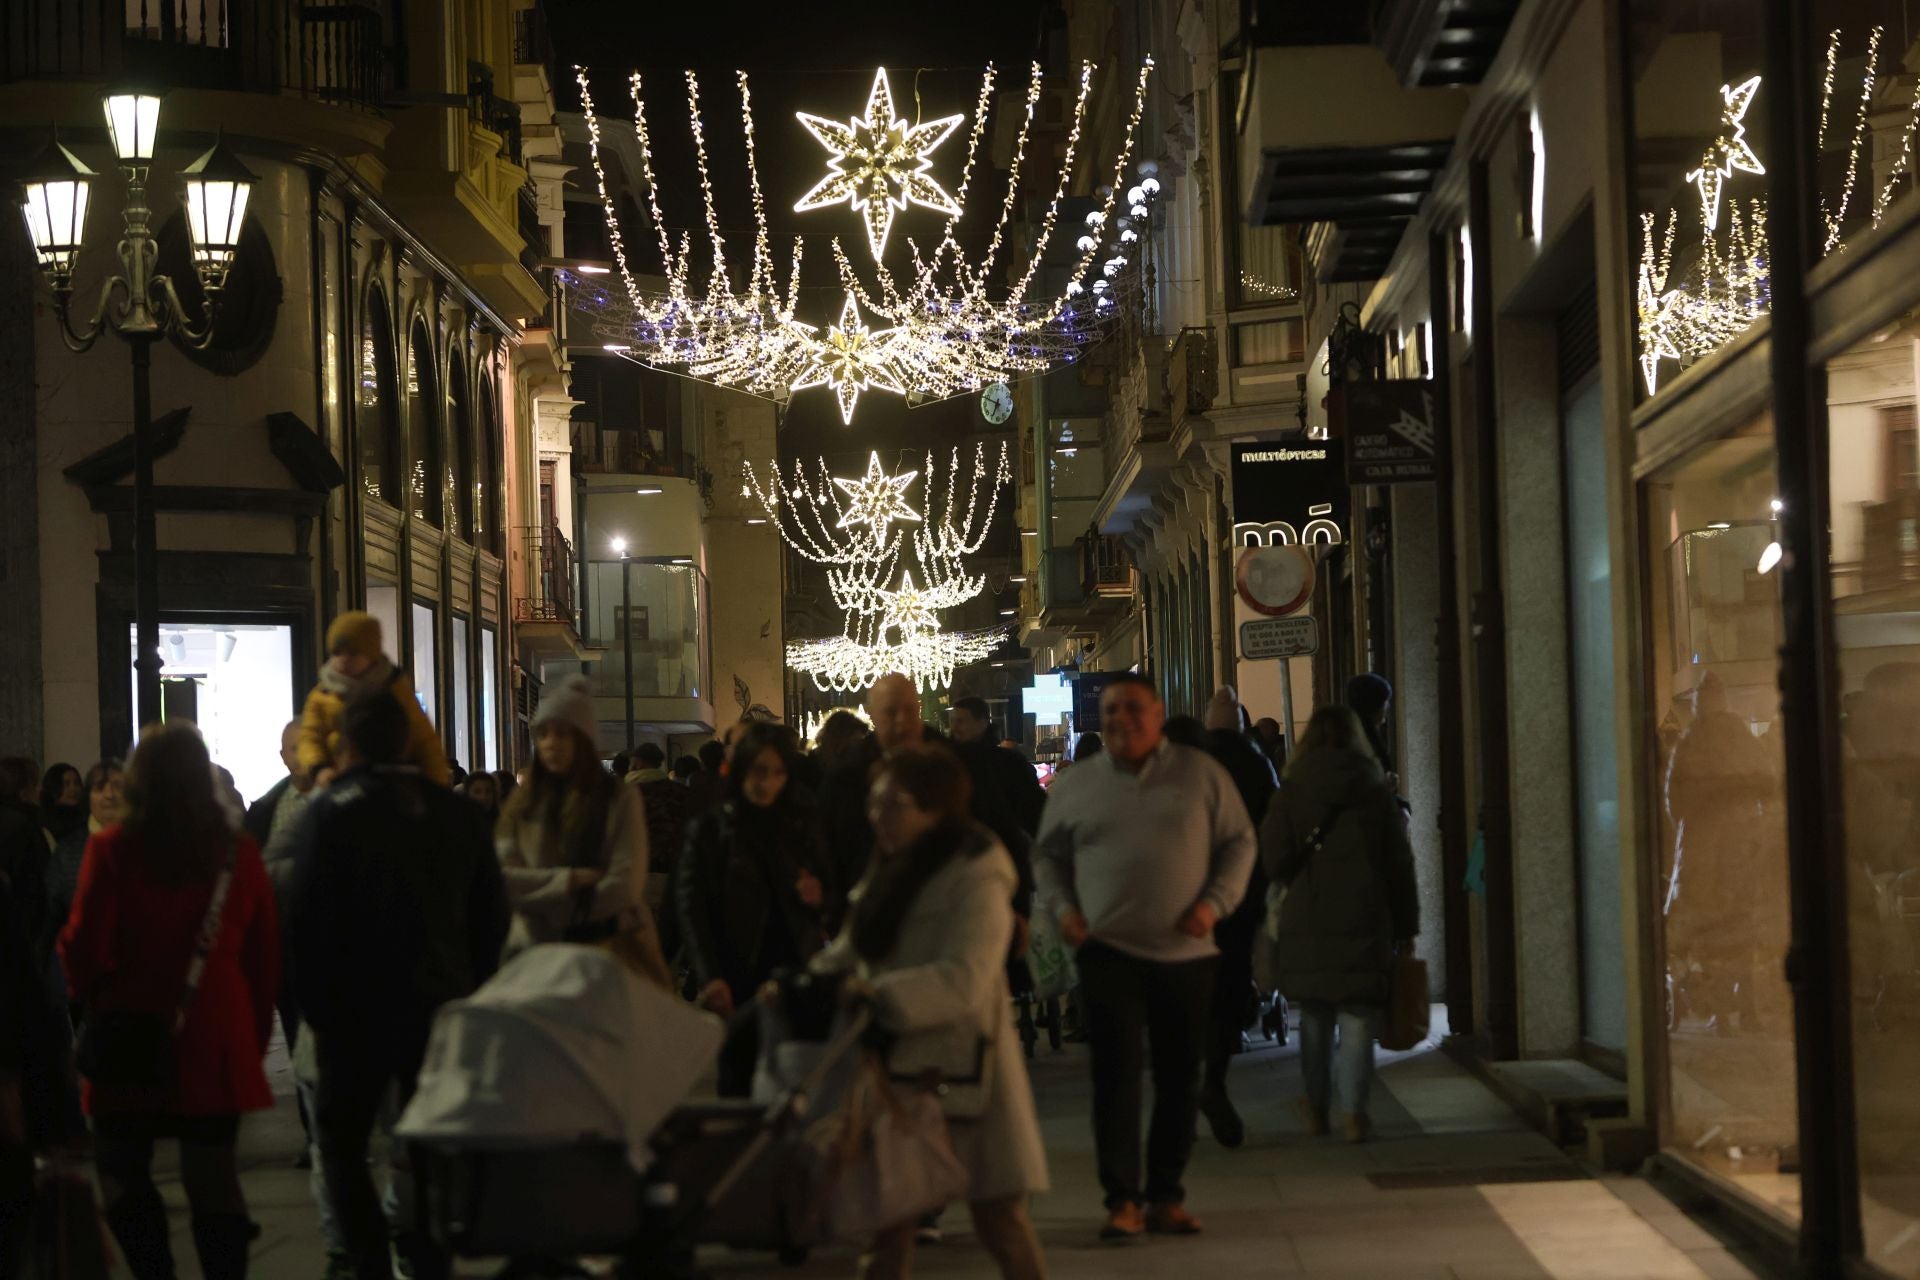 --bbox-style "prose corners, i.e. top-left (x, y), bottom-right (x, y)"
top-left (812, 745), bottom-right (1048, 1280)
top-left (495, 676), bottom-right (668, 986)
